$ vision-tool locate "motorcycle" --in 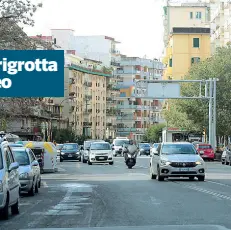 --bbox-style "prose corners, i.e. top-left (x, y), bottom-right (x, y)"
top-left (124, 146), bottom-right (137, 169)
